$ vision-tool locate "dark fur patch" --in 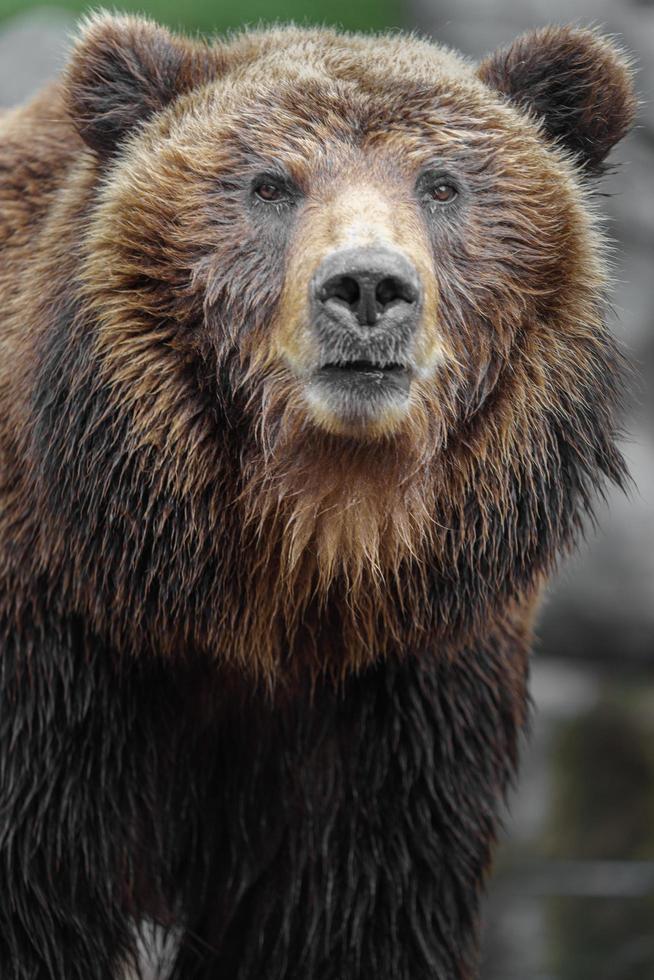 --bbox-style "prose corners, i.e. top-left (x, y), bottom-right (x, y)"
top-left (478, 25), bottom-right (637, 175)
top-left (65, 14), bottom-right (219, 154)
